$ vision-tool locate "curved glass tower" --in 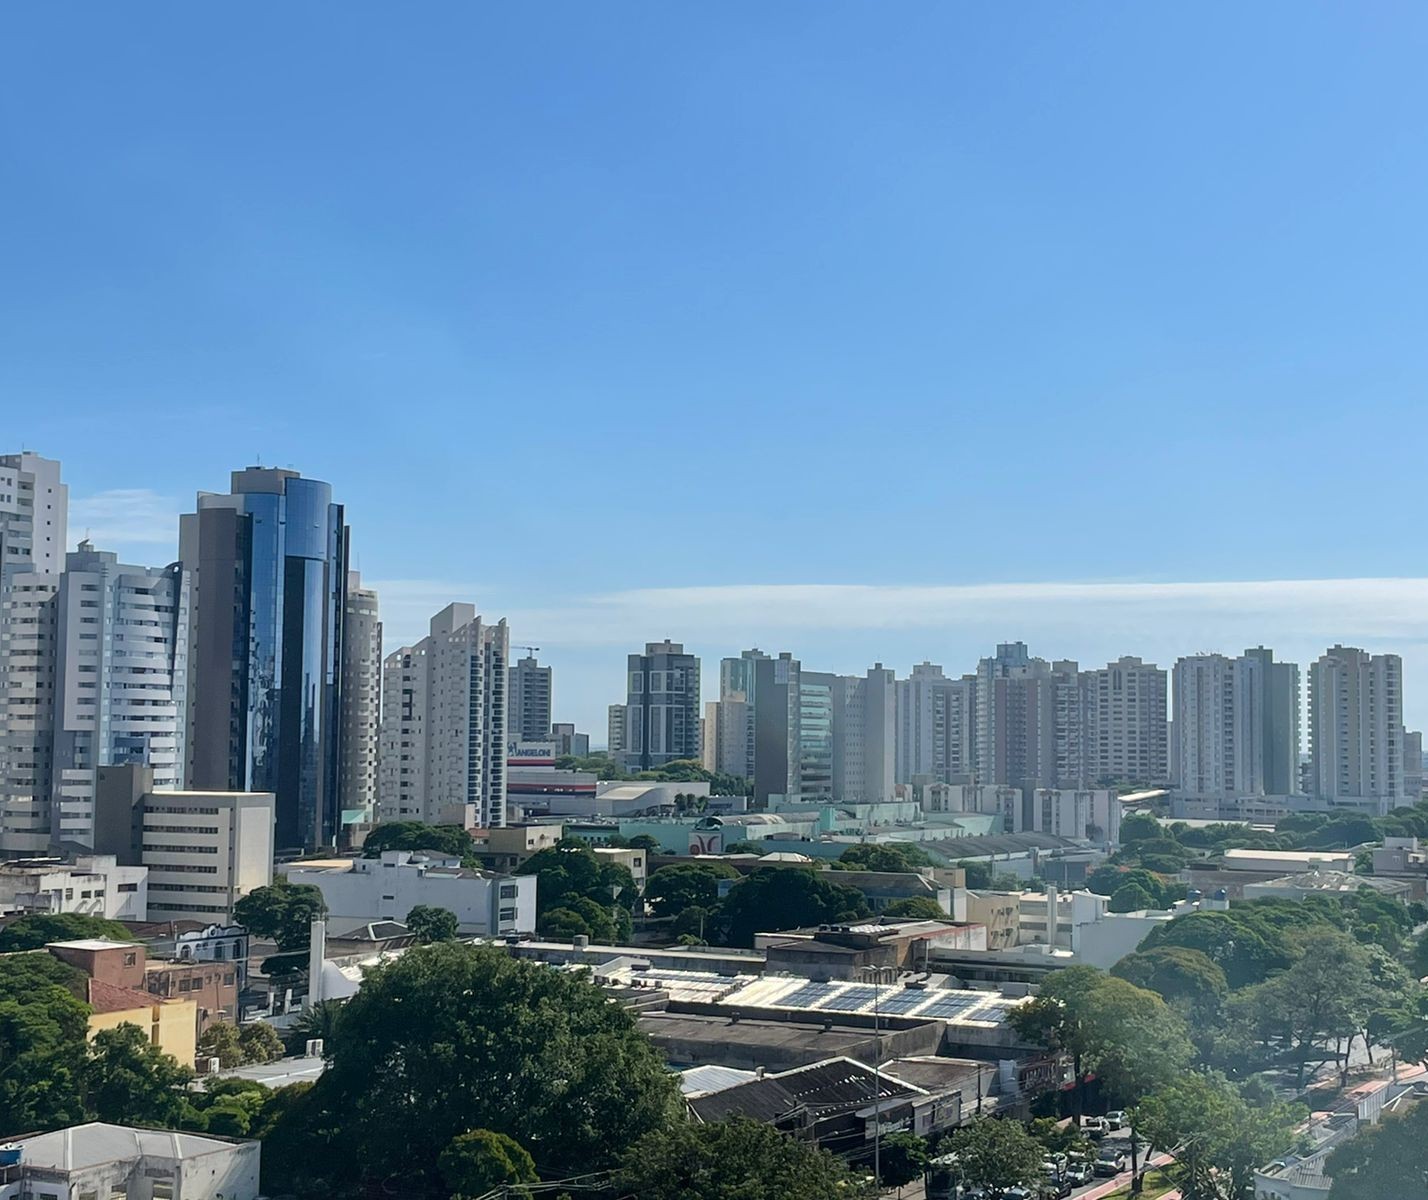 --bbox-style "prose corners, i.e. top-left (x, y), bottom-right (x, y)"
top-left (180, 468), bottom-right (347, 852)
